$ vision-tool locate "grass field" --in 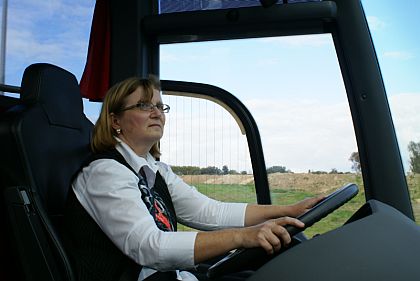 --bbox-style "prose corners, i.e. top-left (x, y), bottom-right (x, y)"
top-left (180, 173), bottom-right (420, 237)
